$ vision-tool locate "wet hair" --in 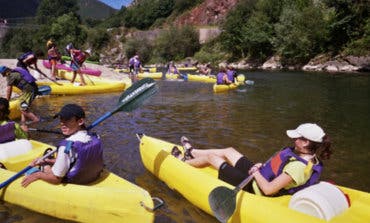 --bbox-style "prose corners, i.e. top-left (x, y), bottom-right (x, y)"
top-left (0, 97), bottom-right (10, 120)
top-left (307, 135), bottom-right (332, 160)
